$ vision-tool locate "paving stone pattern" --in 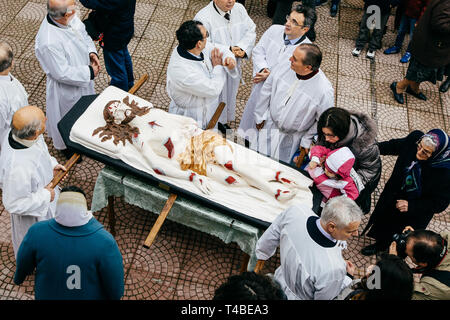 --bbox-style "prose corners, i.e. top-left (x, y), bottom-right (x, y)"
top-left (0, 0), bottom-right (448, 300)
